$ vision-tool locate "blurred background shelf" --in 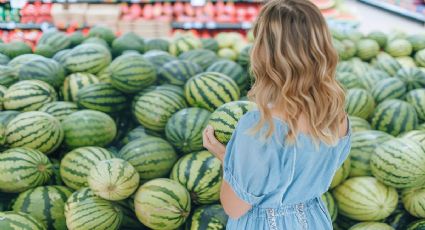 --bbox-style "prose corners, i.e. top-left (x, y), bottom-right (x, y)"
top-left (358, 0), bottom-right (425, 23)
